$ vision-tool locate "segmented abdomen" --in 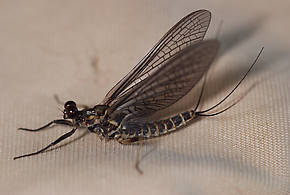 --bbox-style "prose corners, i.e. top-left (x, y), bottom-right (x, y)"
top-left (117, 110), bottom-right (197, 143)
